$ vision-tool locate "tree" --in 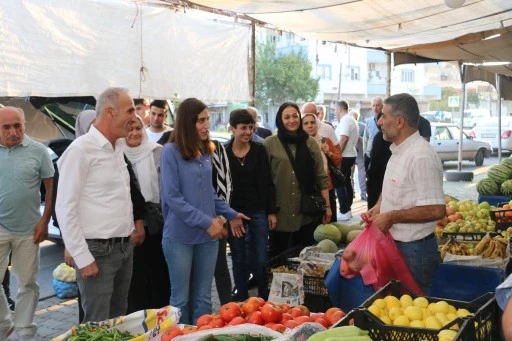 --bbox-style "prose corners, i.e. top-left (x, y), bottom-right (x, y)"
top-left (255, 39), bottom-right (319, 107)
top-left (429, 87), bottom-right (458, 111)
top-left (466, 89), bottom-right (480, 108)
